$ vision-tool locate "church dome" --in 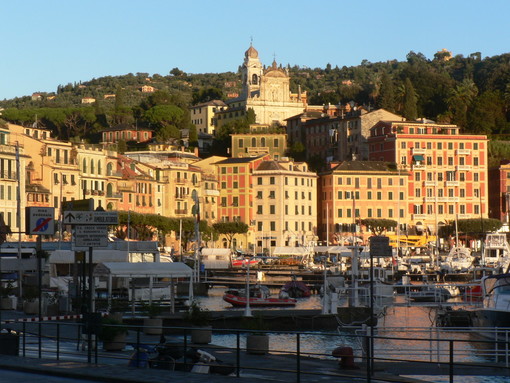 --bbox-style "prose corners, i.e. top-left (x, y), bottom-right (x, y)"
top-left (245, 44), bottom-right (259, 59)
